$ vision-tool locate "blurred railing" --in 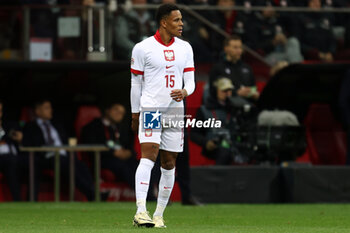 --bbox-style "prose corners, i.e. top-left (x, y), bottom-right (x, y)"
top-left (0, 3), bottom-right (349, 66)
